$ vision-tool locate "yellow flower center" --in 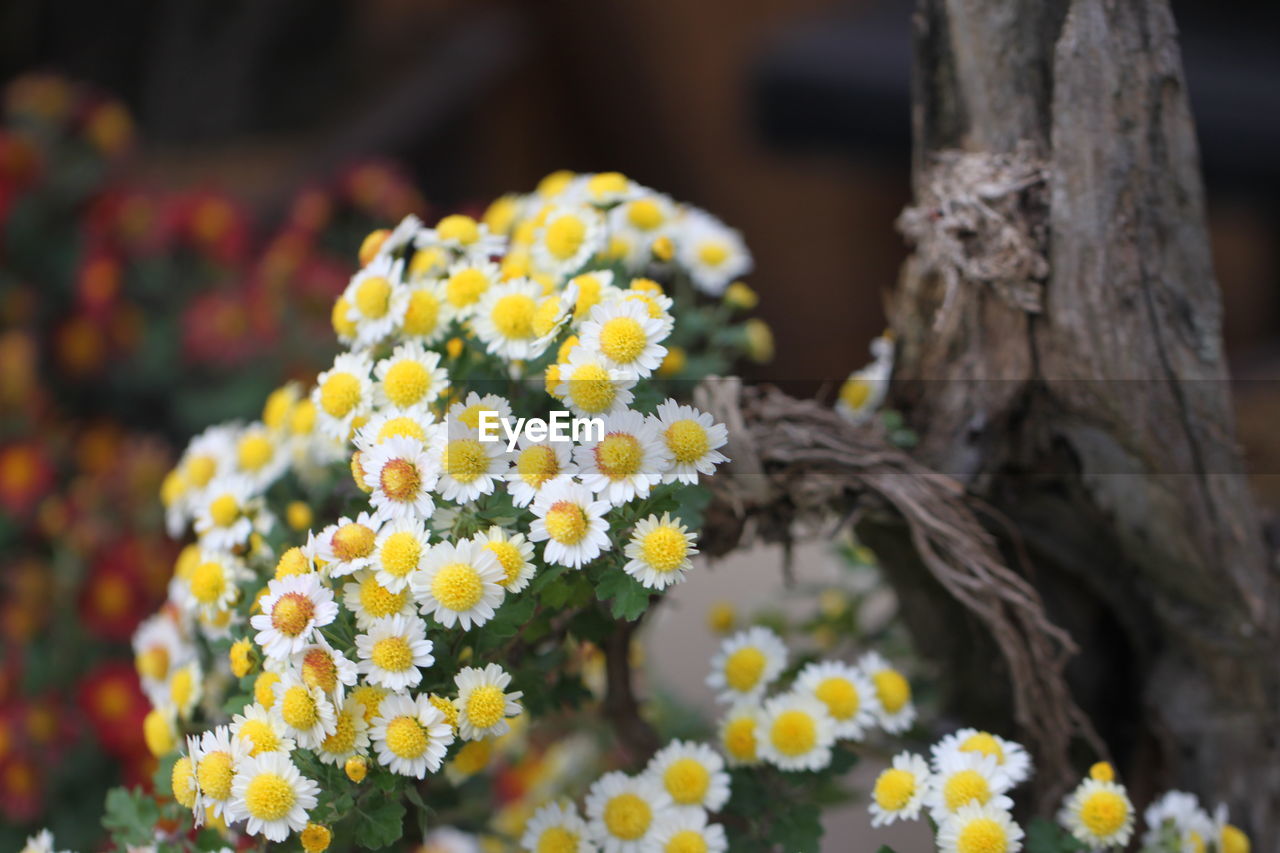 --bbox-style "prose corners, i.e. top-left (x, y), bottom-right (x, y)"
top-left (627, 199), bottom-right (665, 231)
top-left (332, 522), bottom-right (376, 561)
top-left (465, 685), bottom-right (507, 729)
top-left (568, 363), bottom-right (616, 414)
top-left (376, 416), bottom-right (425, 442)
top-left (491, 294), bottom-right (537, 339)
top-left (532, 297), bottom-right (563, 337)
top-left (352, 685), bottom-right (388, 724)
top-left (839, 377), bottom-right (872, 411)
top-left (137, 646), bottom-right (169, 681)
top-left (603, 793), bottom-right (651, 840)
top-left (595, 433), bottom-right (643, 479)
top-left (300, 823), bottom-right (332, 853)
top-left (384, 716), bottom-right (428, 758)
top-left (665, 420), bottom-right (710, 464)
top-left (570, 274), bottom-right (604, 319)
top-left (544, 501), bottom-right (589, 545)
top-left (290, 399), bottom-right (316, 435)
top-left (873, 768), bottom-right (916, 811)
top-left (276, 547), bottom-right (311, 578)
top-left (171, 756), bottom-right (197, 808)
top-left (431, 562), bottom-right (484, 611)
top-left (383, 360), bottom-right (431, 408)
top-left (872, 669), bottom-right (911, 714)
top-left (238, 434), bottom-right (273, 471)
top-left (770, 709), bottom-right (817, 756)
top-left (956, 818), bottom-right (1008, 853)
top-left (169, 666), bottom-right (195, 709)
top-left (960, 732), bottom-right (1005, 763)
top-left (332, 296), bottom-right (357, 338)
top-left (143, 708), bottom-right (175, 756)
top-left (255, 672), bottom-right (281, 708)
top-left (429, 694), bottom-right (459, 730)
top-left (437, 214), bottom-right (480, 245)
top-left (666, 830), bottom-right (708, 853)
top-left (486, 541), bottom-right (526, 587)
top-left (301, 649), bottom-right (338, 692)
top-left (640, 527), bottom-right (688, 572)
top-left (1079, 789), bottom-right (1129, 837)
top-left (243, 772), bottom-right (295, 821)
top-left (1221, 825), bottom-right (1251, 853)
top-left (451, 739), bottom-right (492, 775)
top-left (379, 458), bottom-right (421, 501)
top-left (371, 636), bottom-right (414, 672)
top-left (587, 171), bottom-right (628, 199)
top-left (446, 268), bottom-right (489, 308)
top-left (545, 215), bottom-right (587, 261)
top-left (321, 711), bottom-right (358, 755)
top-left (238, 719), bottom-right (280, 756)
top-left (723, 717), bottom-right (757, 761)
top-left (663, 758), bottom-right (710, 805)
top-left (271, 592), bottom-right (315, 636)
top-left (186, 454), bottom-right (217, 488)
top-left (281, 686), bottom-right (320, 730)
top-left (723, 647), bottom-right (766, 692)
top-left (355, 276), bottom-right (391, 319)
top-left (190, 561), bottom-right (227, 604)
top-left (443, 438), bottom-right (489, 483)
top-left (1088, 761), bottom-right (1114, 782)
top-left (359, 575), bottom-right (408, 619)
top-left (380, 531), bottom-right (422, 578)
top-left (697, 241), bottom-right (729, 267)
top-left (196, 750), bottom-right (234, 801)
top-left (536, 827), bottom-right (579, 853)
top-left (815, 677), bottom-right (860, 720)
top-left (517, 445), bottom-right (560, 488)
top-left (403, 289), bottom-right (441, 336)
top-left (598, 317), bottom-right (647, 364)
top-left (209, 494), bottom-right (240, 528)
top-left (943, 770), bottom-right (992, 811)
top-left (319, 372), bottom-right (362, 418)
